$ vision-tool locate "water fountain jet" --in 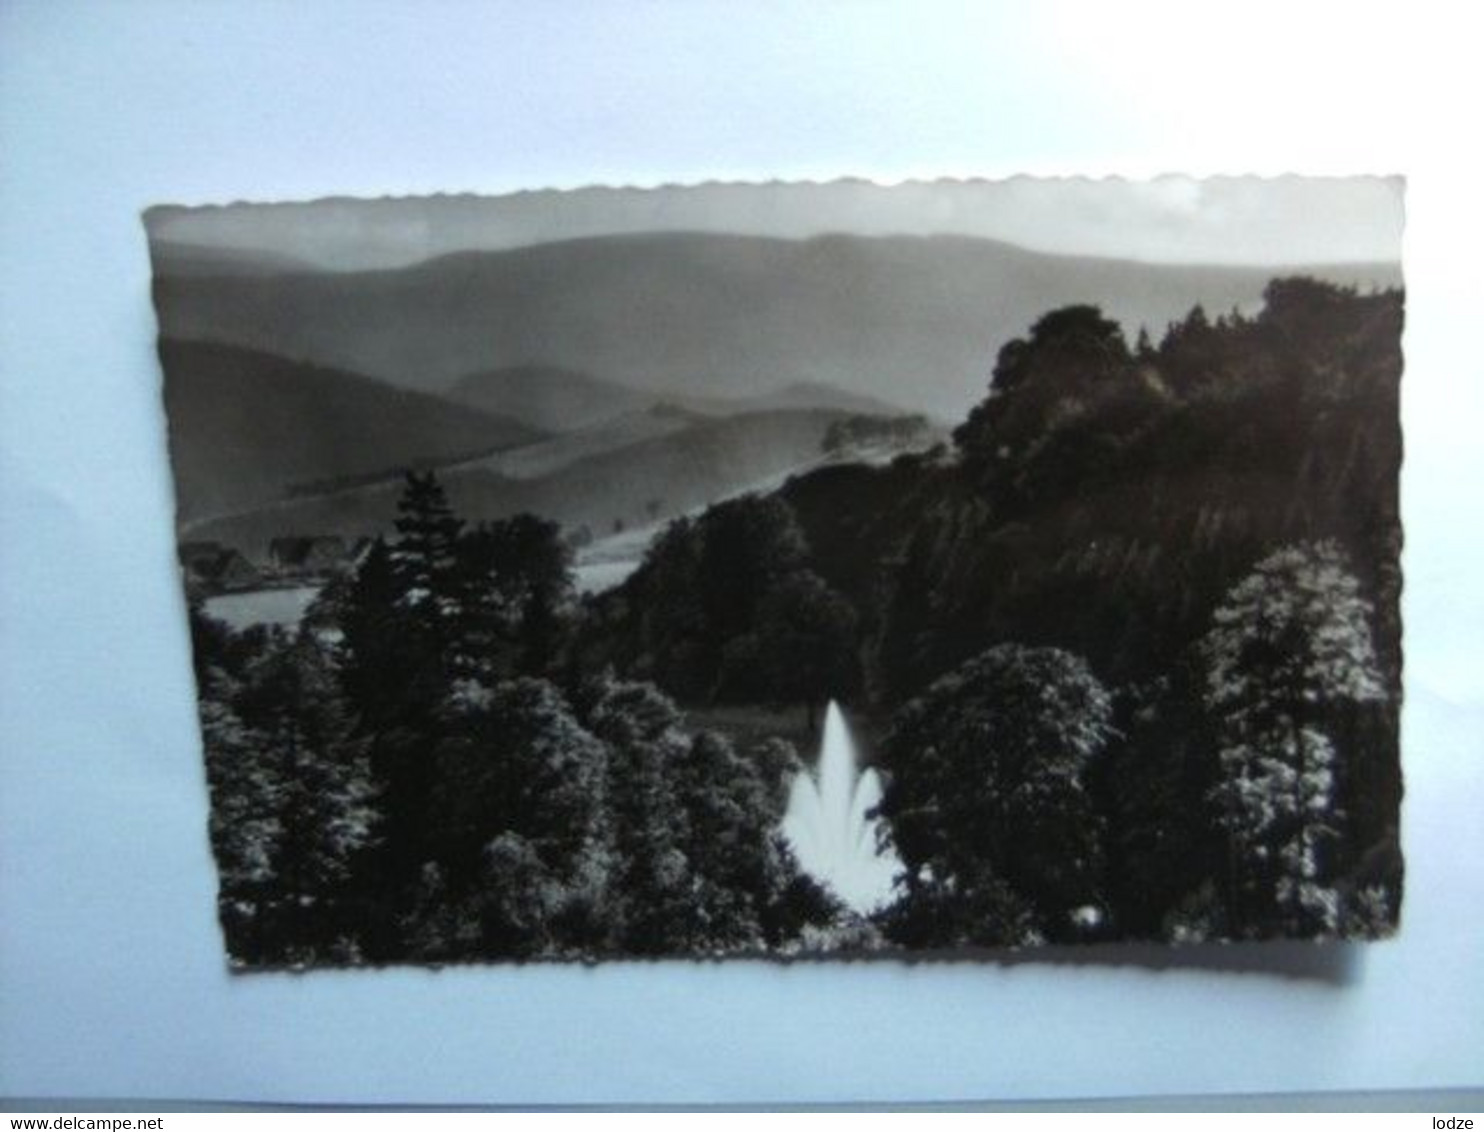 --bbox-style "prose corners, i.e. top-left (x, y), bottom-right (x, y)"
top-left (780, 700), bottom-right (902, 914)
